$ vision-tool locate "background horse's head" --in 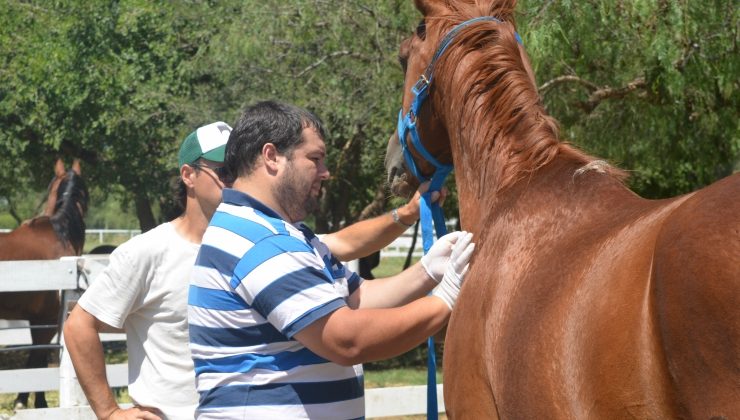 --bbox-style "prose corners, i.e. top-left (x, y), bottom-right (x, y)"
top-left (385, 0), bottom-right (540, 198)
top-left (45, 159), bottom-right (89, 255)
